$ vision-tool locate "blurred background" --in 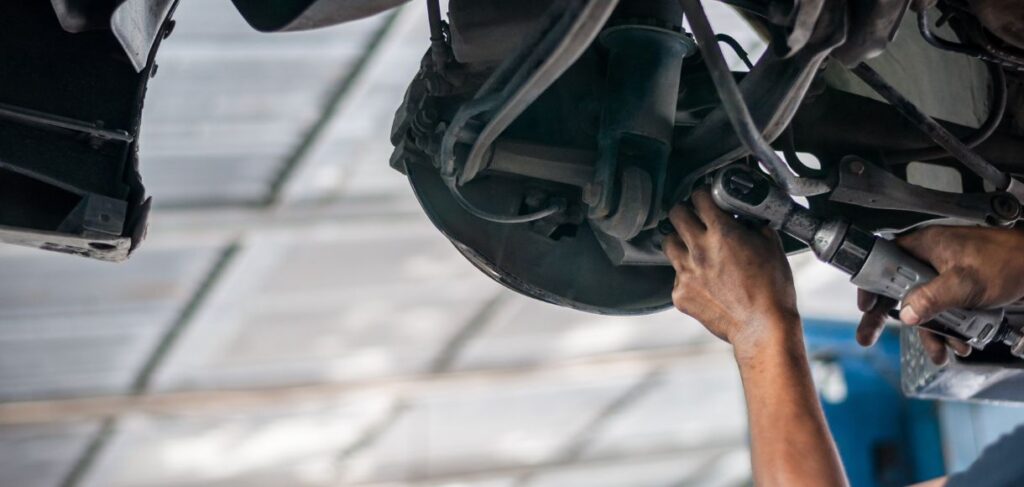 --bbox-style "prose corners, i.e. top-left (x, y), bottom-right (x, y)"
top-left (1, 2), bottom-right (1024, 486)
